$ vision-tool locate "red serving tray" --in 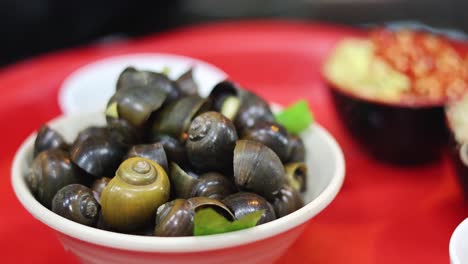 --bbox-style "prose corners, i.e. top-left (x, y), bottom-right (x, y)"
top-left (1, 20), bottom-right (467, 264)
